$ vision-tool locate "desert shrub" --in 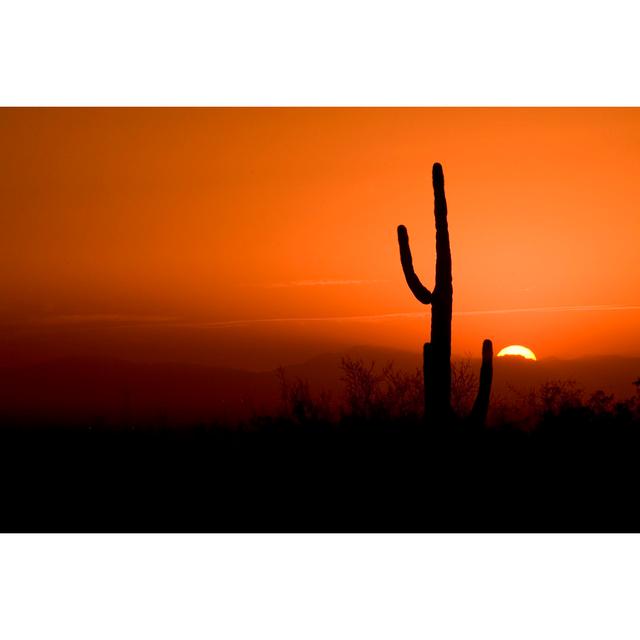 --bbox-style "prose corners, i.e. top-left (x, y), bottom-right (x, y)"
top-left (450, 357), bottom-right (479, 417)
top-left (275, 367), bottom-right (333, 424)
top-left (537, 380), bottom-right (583, 416)
top-left (340, 358), bottom-right (388, 420)
top-left (587, 389), bottom-right (615, 415)
top-left (340, 357), bottom-right (423, 421)
top-left (380, 364), bottom-right (423, 419)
